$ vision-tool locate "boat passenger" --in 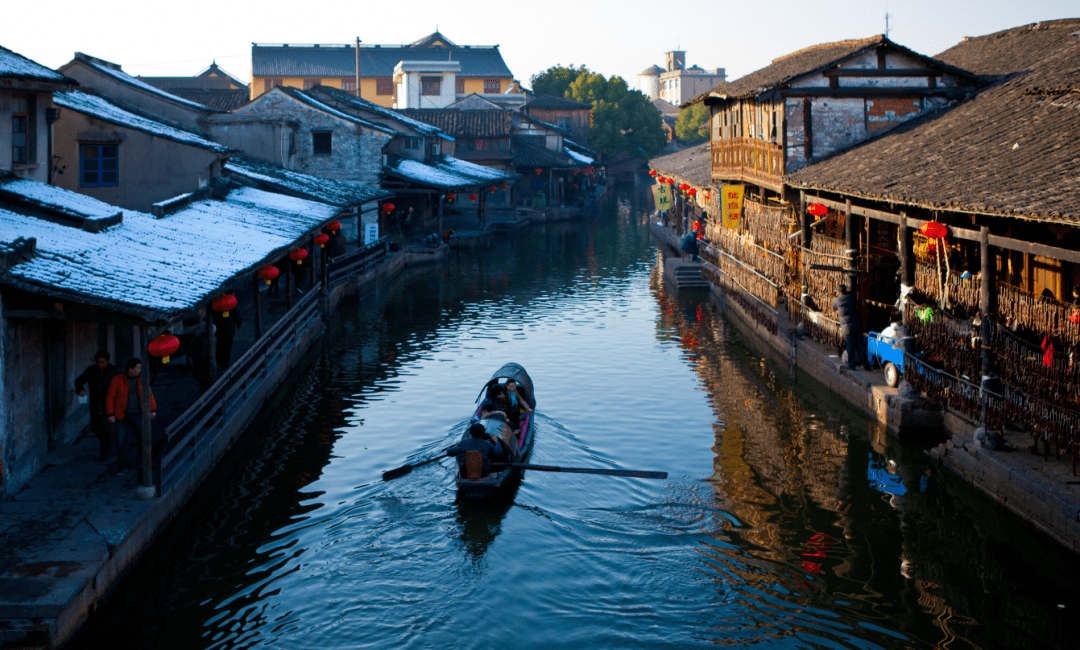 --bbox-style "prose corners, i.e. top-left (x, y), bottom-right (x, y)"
top-left (477, 401), bottom-right (514, 450)
top-left (447, 423), bottom-right (507, 478)
top-left (496, 380), bottom-right (532, 433)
